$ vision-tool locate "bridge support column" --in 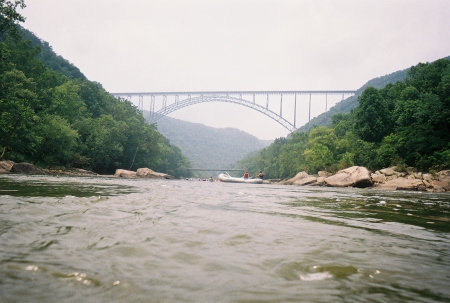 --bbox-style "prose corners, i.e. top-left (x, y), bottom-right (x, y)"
top-left (138, 95), bottom-right (143, 110)
top-left (150, 95), bottom-right (155, 120)
top-left (309, 93), bottom-right (312, 122)
top-left (294, 94), bottom-right (297, 128)
top-left (280, 93), bottom-right (283, 116)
